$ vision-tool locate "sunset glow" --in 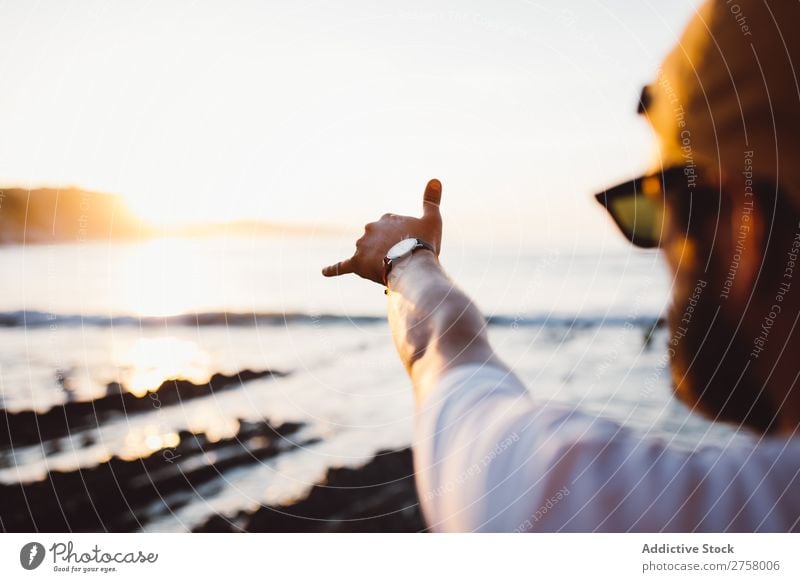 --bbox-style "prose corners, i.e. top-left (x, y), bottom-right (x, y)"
top-left (0, 0), bottom-right (702, 240)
